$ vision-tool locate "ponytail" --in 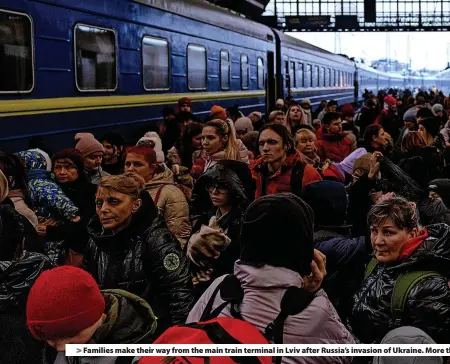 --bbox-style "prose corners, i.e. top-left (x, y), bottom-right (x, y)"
top-left (204, 119), bottom-right (241, 161)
